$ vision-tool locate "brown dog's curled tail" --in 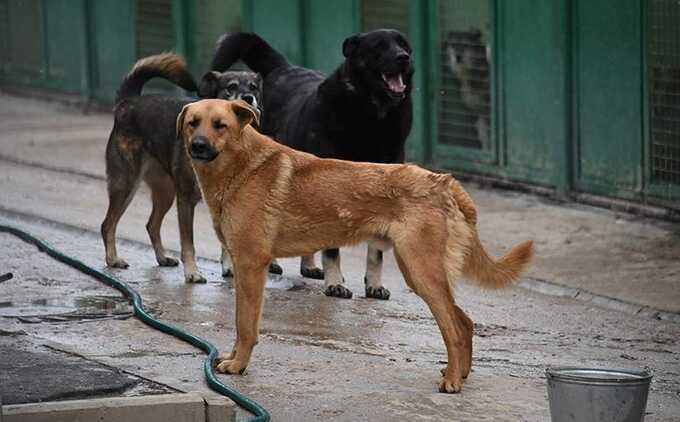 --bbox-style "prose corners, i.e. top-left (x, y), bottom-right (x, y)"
top-left (116, 53), bottom-right (198, 104)
top-left (463, 234), bottom-right (533, 289)
top-left (448, 177), bottom-right (533, 289)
